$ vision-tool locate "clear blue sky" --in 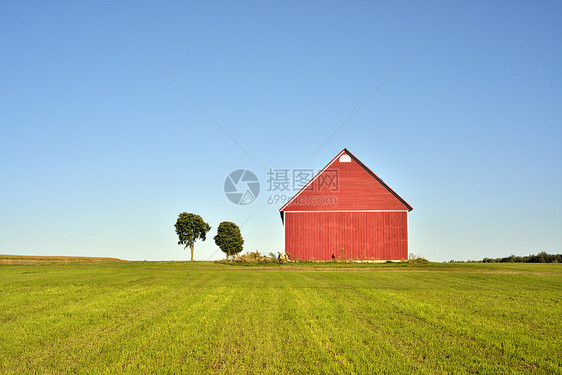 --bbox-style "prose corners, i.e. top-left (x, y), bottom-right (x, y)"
top-left (1, 1), bottom-right (560, 261)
